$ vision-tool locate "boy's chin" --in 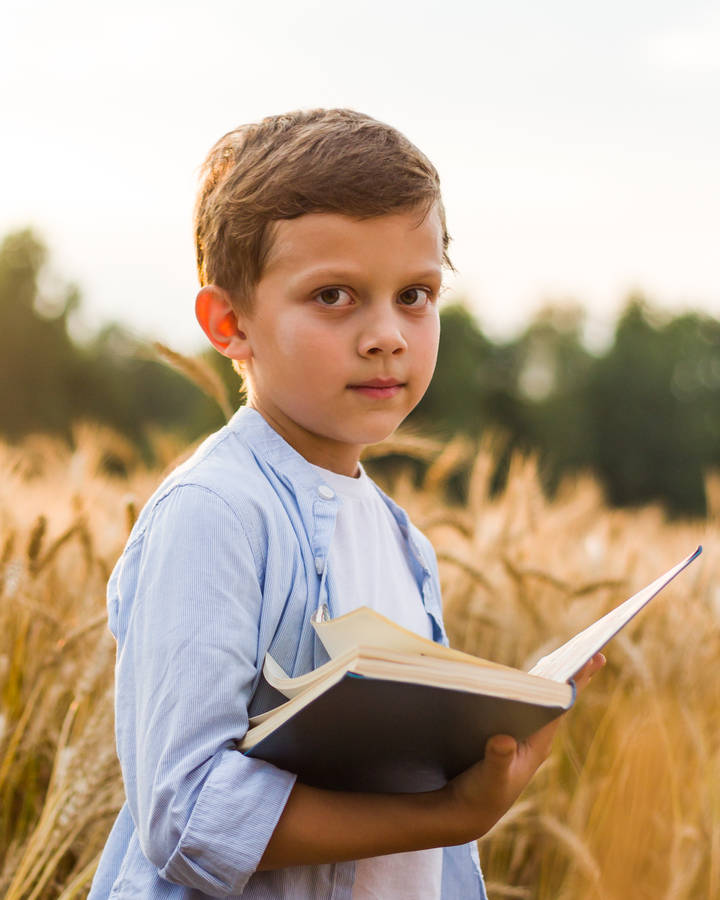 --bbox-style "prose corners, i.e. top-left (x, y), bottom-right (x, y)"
top-left (345, 420), bottom-right (406, 449)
